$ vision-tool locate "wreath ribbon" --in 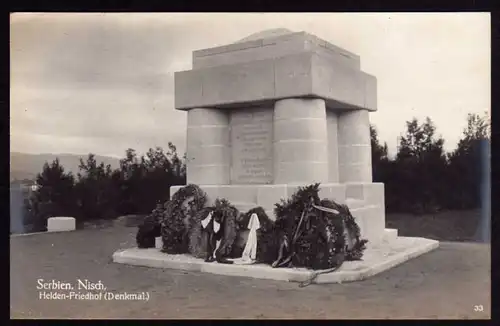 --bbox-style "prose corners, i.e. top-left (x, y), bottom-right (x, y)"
top-left (201, 211), bottom-right (221, 234)
top-left (229, 213), bottom-right (261, 265)
top-left (241, 213), bottom-right (261, 262)
top-left (200, 211), bottom-right (223, 259)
